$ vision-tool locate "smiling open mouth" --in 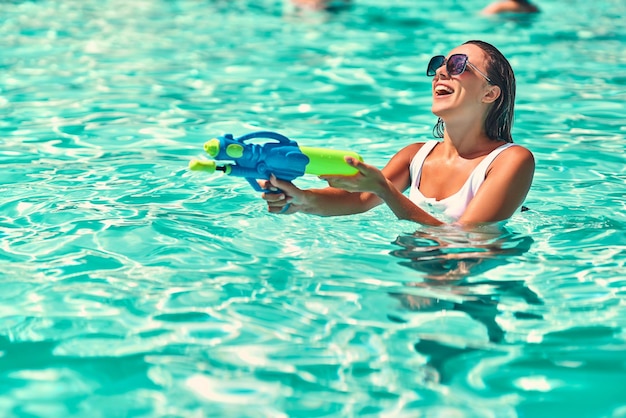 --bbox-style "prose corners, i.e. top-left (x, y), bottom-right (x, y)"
top-left (435, 85), bottom-right (454, 96)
